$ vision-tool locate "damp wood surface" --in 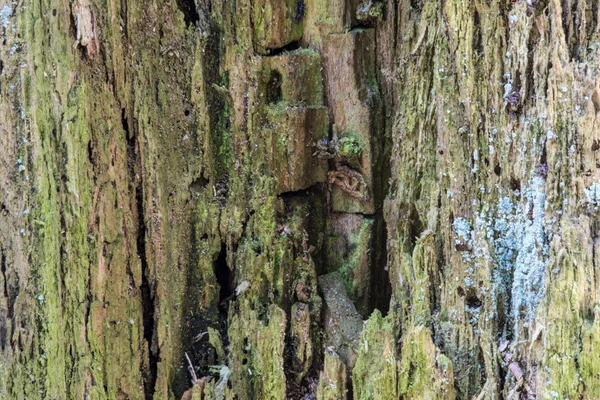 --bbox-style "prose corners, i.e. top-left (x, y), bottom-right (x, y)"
top-left (1, 0), bottom-right (600, 399)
